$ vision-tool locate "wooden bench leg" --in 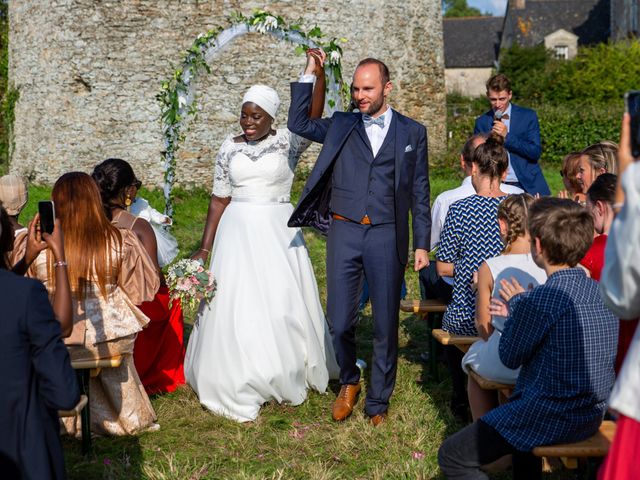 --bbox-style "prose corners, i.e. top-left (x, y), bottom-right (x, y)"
top-left (76, 369), bottom-right (92, 457)
top-left (428, 312), bottom-right (442, 382)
